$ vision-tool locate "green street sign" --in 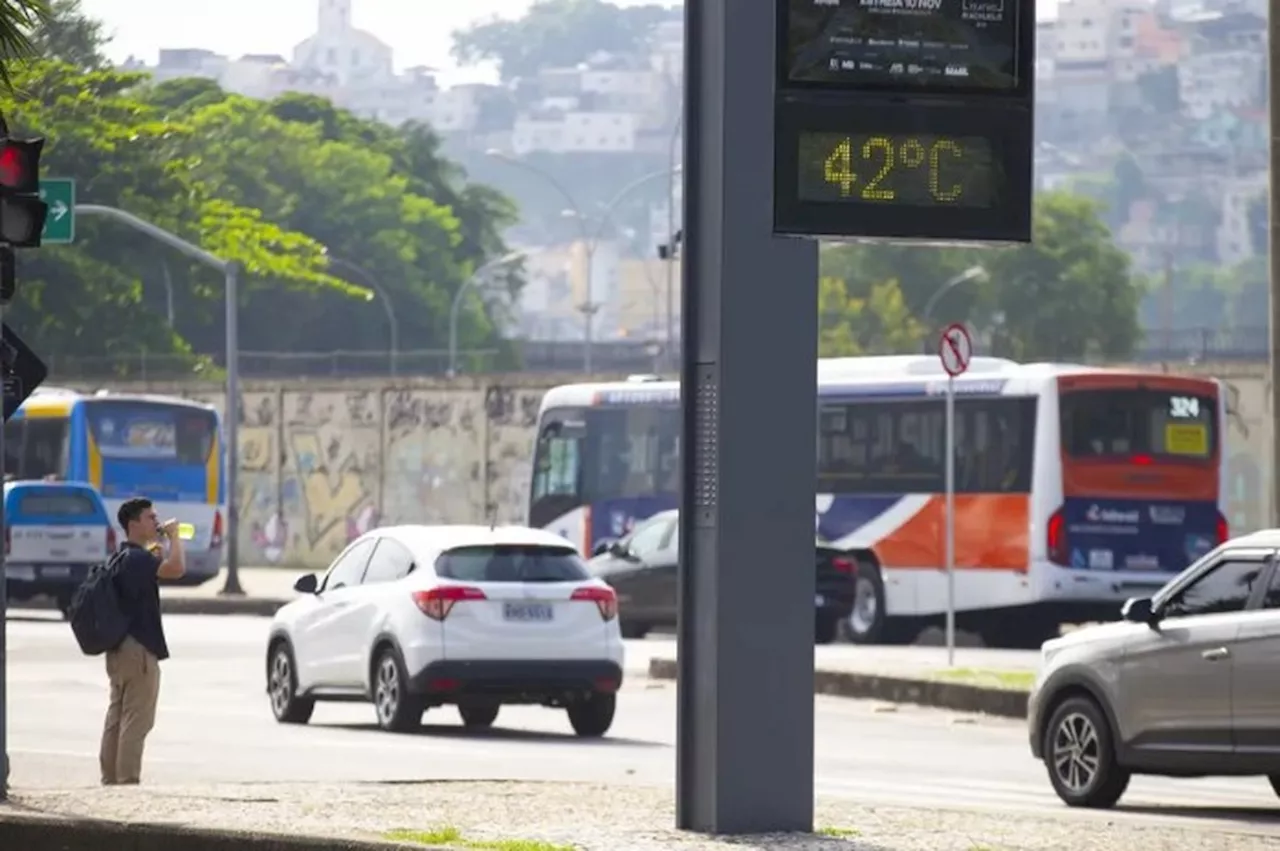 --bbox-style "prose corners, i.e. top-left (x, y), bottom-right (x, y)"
top-left (39, 178), bottom-right (75, 244)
